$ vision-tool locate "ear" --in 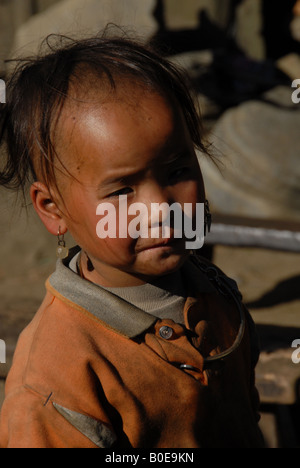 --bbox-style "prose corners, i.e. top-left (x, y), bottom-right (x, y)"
top-left (30, 182), bottom-right (68, 236)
